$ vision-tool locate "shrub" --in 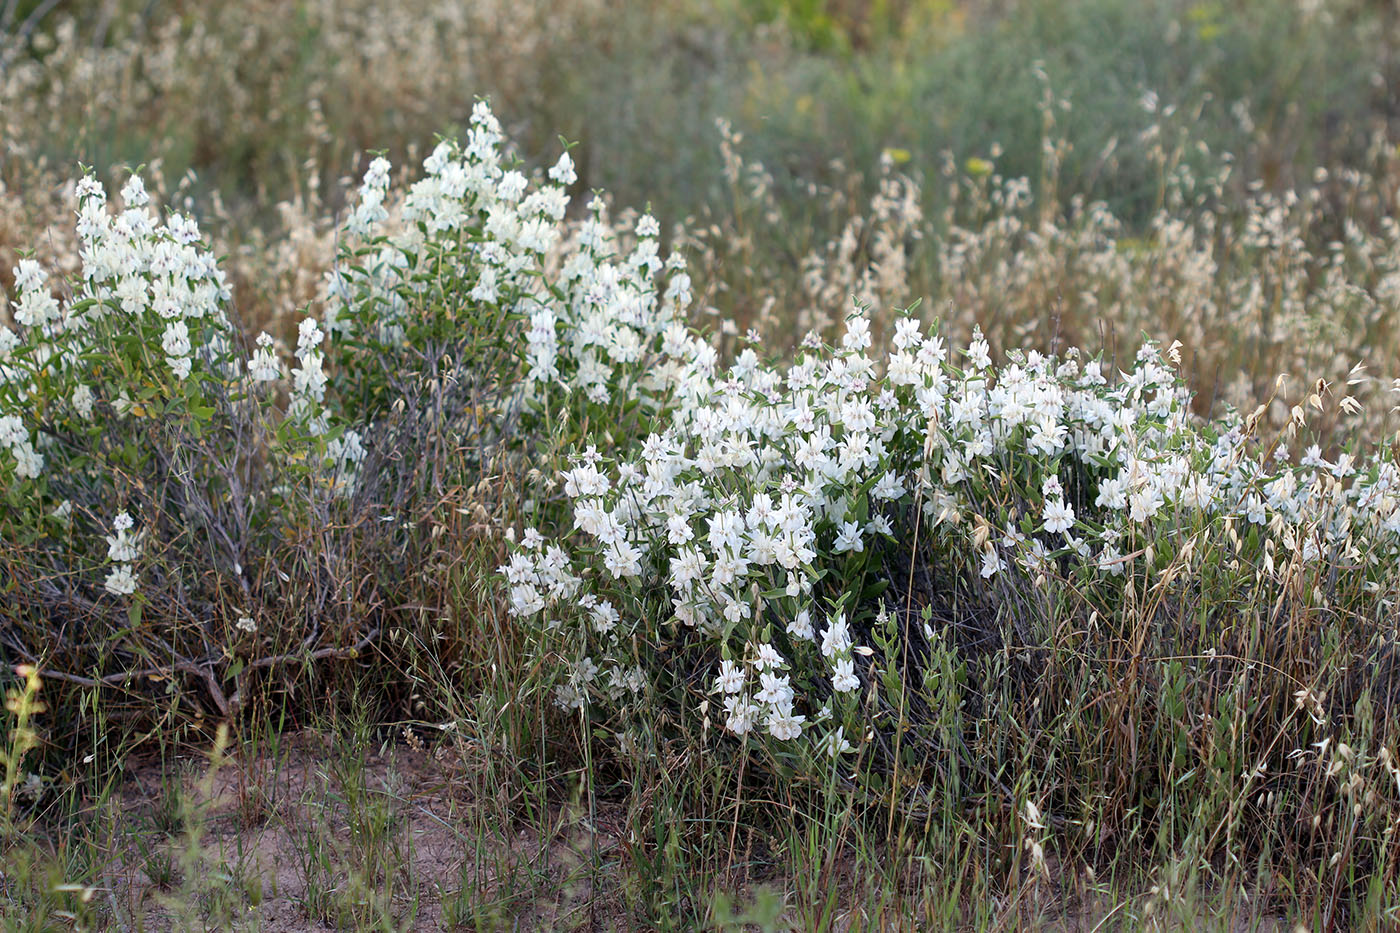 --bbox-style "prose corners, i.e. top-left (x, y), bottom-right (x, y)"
top-left (0, 170), bottom-right (376, 727)
top-left (0, 100), bottom-right (697, 739)
top-left (503, 290), bottom-right (1400, 902)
